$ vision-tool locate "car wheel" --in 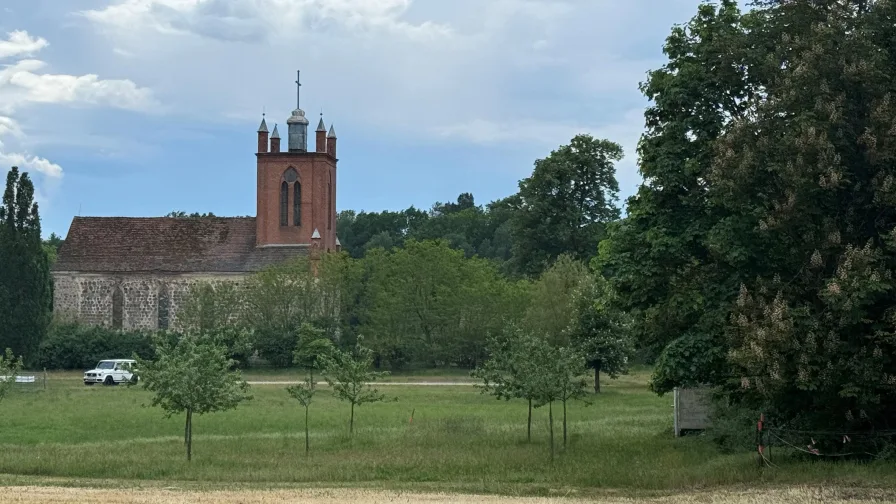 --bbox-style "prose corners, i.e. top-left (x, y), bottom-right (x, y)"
top-left (104, 376), bottom-right (114, 386)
